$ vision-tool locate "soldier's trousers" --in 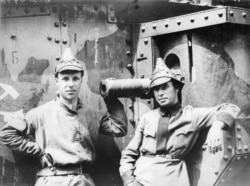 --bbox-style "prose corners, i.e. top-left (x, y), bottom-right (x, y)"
top-left (35, 174), bottom-right (95, 186)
